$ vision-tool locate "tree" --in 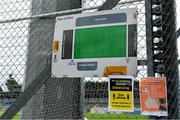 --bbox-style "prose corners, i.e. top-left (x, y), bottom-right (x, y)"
top-left (0, 87), bottom-right (4, 99)
top-left (0, 87), bottom-right (3, 92)
top-left (6, 74), bottom-right (21, 92)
